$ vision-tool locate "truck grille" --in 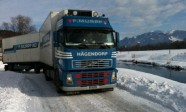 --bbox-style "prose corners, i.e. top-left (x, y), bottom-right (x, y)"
top-left (75, 72), bottom-right (109, 86)
top-left (72, 59), bottom-right (112, 69)
top-left (77, 79), bottom-right (108, 86)
top-left (75, 72), bottom-right (109, 78)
